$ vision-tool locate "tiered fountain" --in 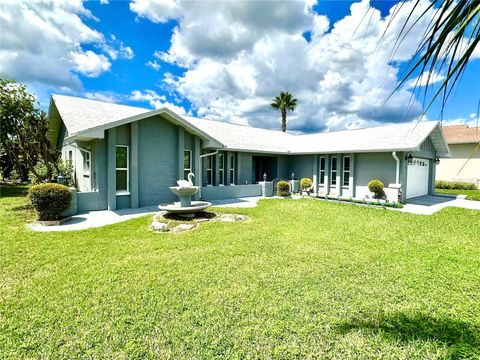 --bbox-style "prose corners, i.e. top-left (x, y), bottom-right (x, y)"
top-left (158, 172), bottom-right (211, 218)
